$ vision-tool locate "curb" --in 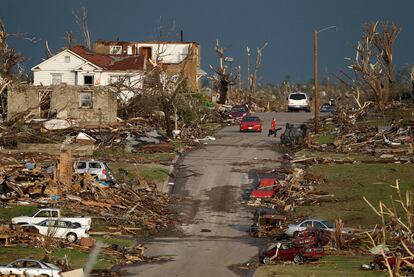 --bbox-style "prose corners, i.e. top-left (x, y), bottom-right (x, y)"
top-left (160, 149), bottom-right (184, 193)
